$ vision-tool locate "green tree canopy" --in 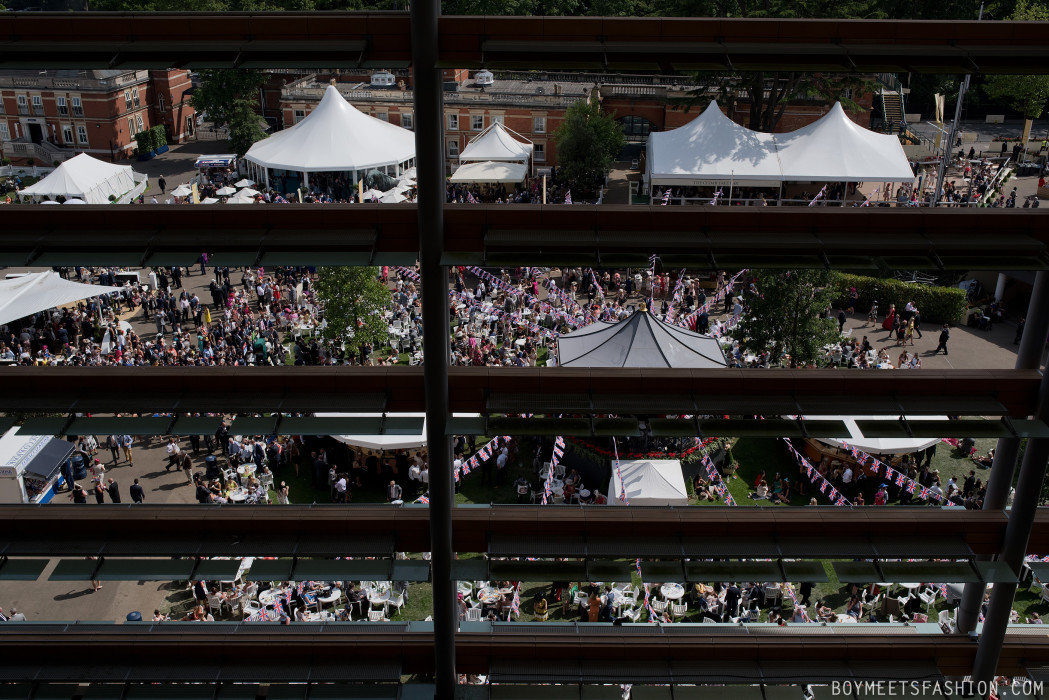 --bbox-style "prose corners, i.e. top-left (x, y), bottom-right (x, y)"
top-left (190, 69), bottom-right (269, 157)
top-left (733, 269), bottom-right (840, 368)
top-left (552, 93), bottom-right (626, 187)
top-left (313, 267), bottom-right (393, 359)
top-left (981, 1), bottom-right (1049, 120)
